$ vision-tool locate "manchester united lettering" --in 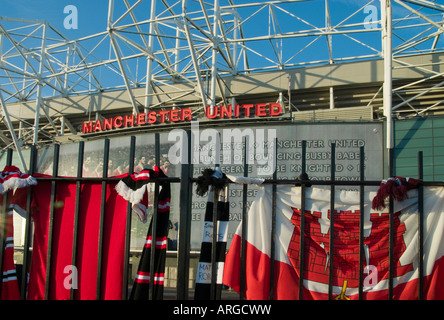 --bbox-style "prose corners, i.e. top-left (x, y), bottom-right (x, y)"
top-left (82, 103), bottom-right (283, 134)
top-left (82, 108), bottom-right (193, 133)
top-left (205, 103), bottom-right (282, 119)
